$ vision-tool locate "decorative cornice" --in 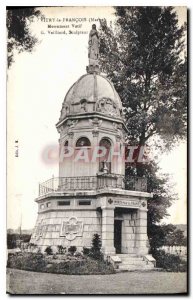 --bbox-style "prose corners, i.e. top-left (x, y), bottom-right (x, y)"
top-left (56, 112), bottom-right (124, 128)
